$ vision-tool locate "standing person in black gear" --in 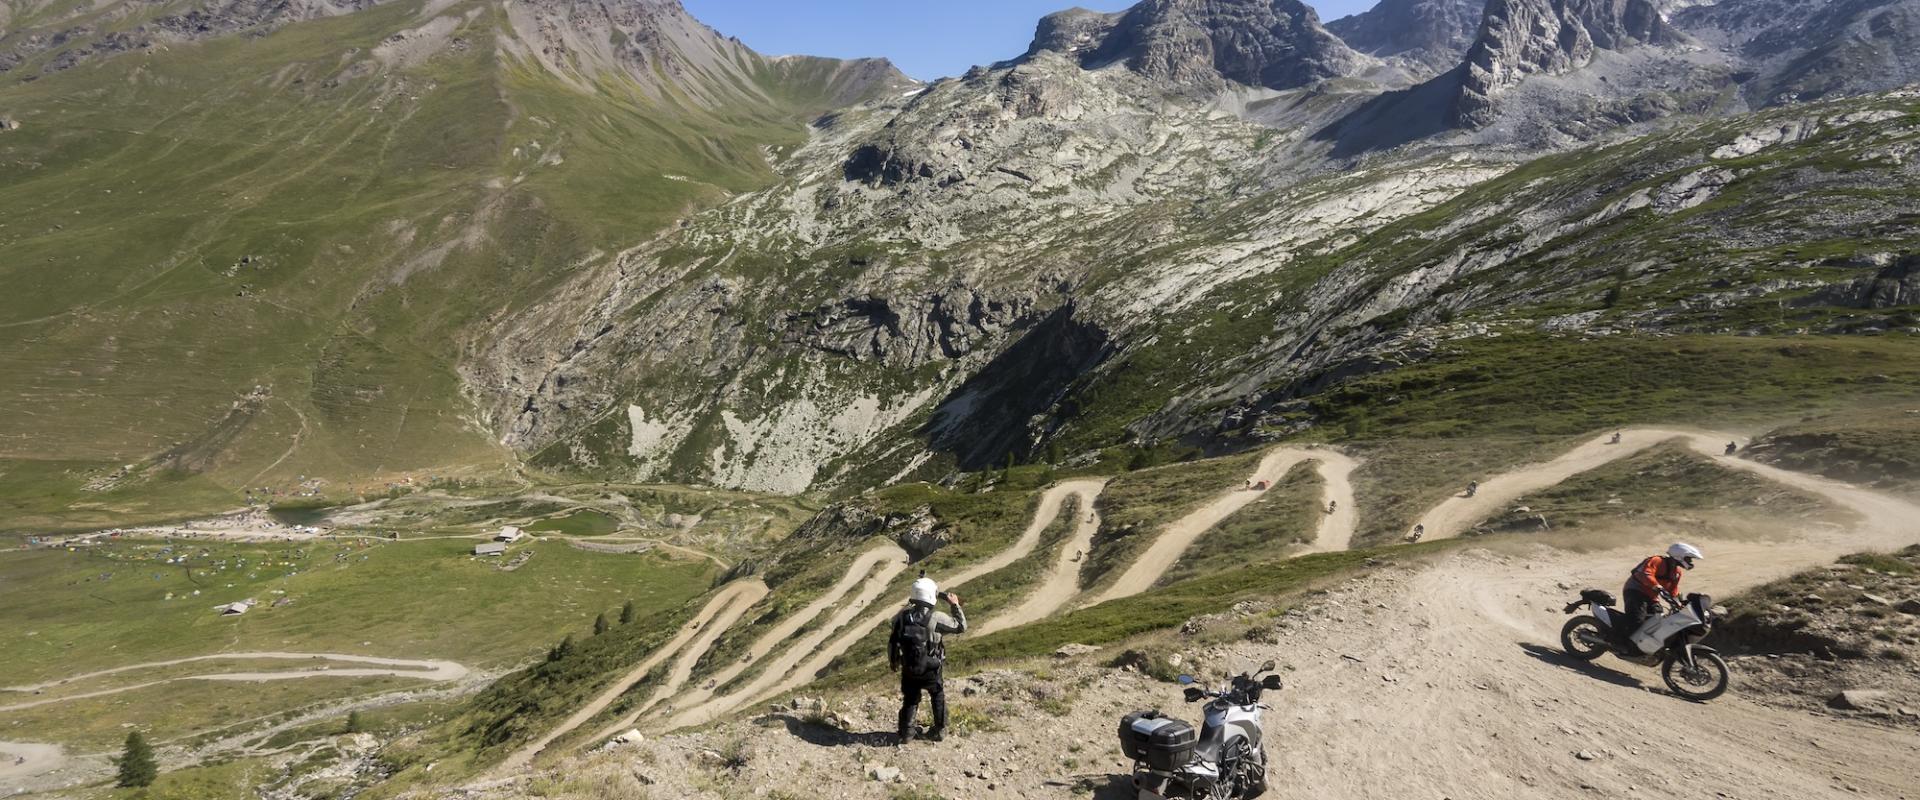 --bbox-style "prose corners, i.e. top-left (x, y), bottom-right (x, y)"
top-left (889, 574), bottom-right (966, 744)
